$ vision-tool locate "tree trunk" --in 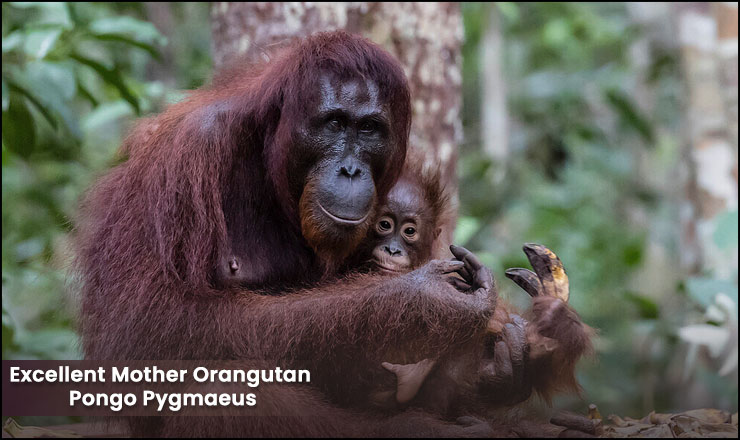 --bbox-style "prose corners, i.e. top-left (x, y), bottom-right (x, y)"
top-left (211, 2), bottom-right (463, 251)
top-left (675, 2), bottom-right (738, 277)
top-left (144, 2), bottom-right (176, 88)
top-left (480, 4), bottom-right (508, 184)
